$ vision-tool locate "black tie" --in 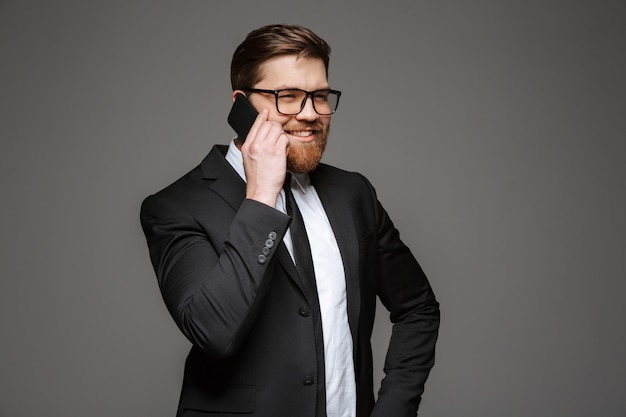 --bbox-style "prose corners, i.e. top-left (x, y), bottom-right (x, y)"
top-left (283, 174), bottom-right (316, 282)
